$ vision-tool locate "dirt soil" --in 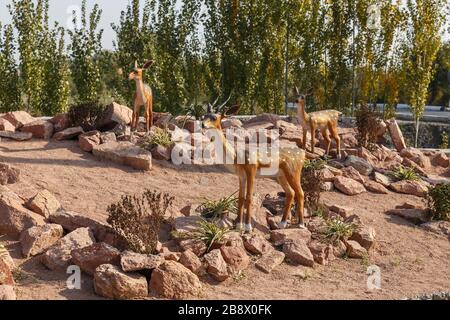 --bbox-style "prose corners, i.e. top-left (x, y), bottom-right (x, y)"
top-left (1, 139), bottom-right (449, 300)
